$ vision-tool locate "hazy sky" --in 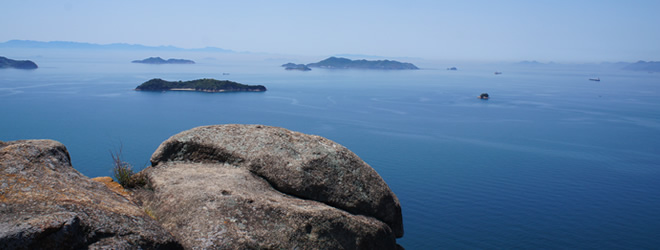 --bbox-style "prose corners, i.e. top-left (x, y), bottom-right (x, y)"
top-left (2, 0), bottom-right (659, 62)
